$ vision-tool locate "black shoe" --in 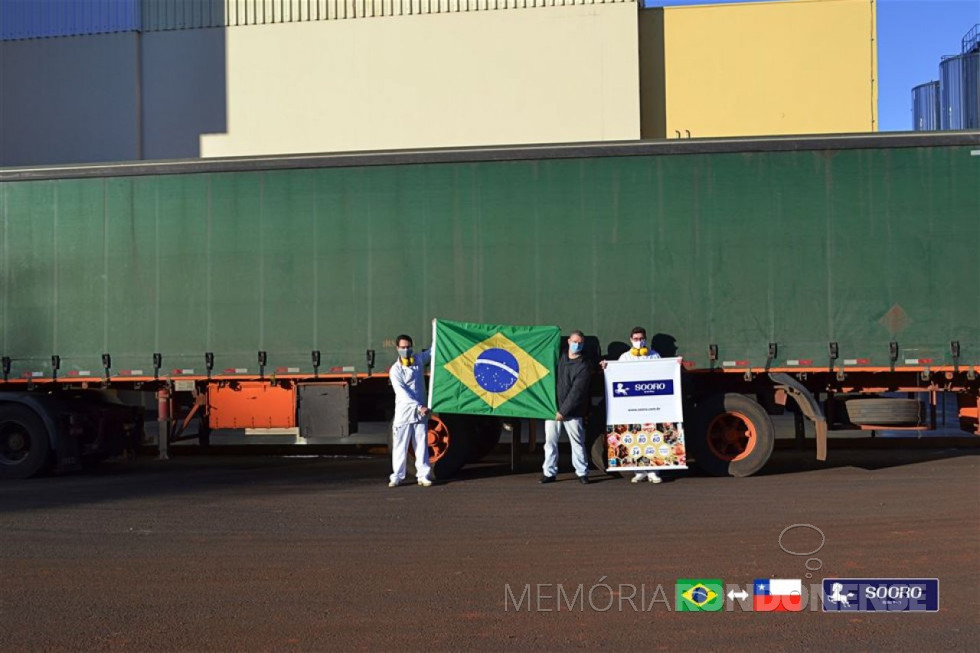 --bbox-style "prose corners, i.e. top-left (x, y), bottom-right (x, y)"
top-left (579, 476), bottom-right (590, 485)
top-left (539, 475), bottom-right (556, 484)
